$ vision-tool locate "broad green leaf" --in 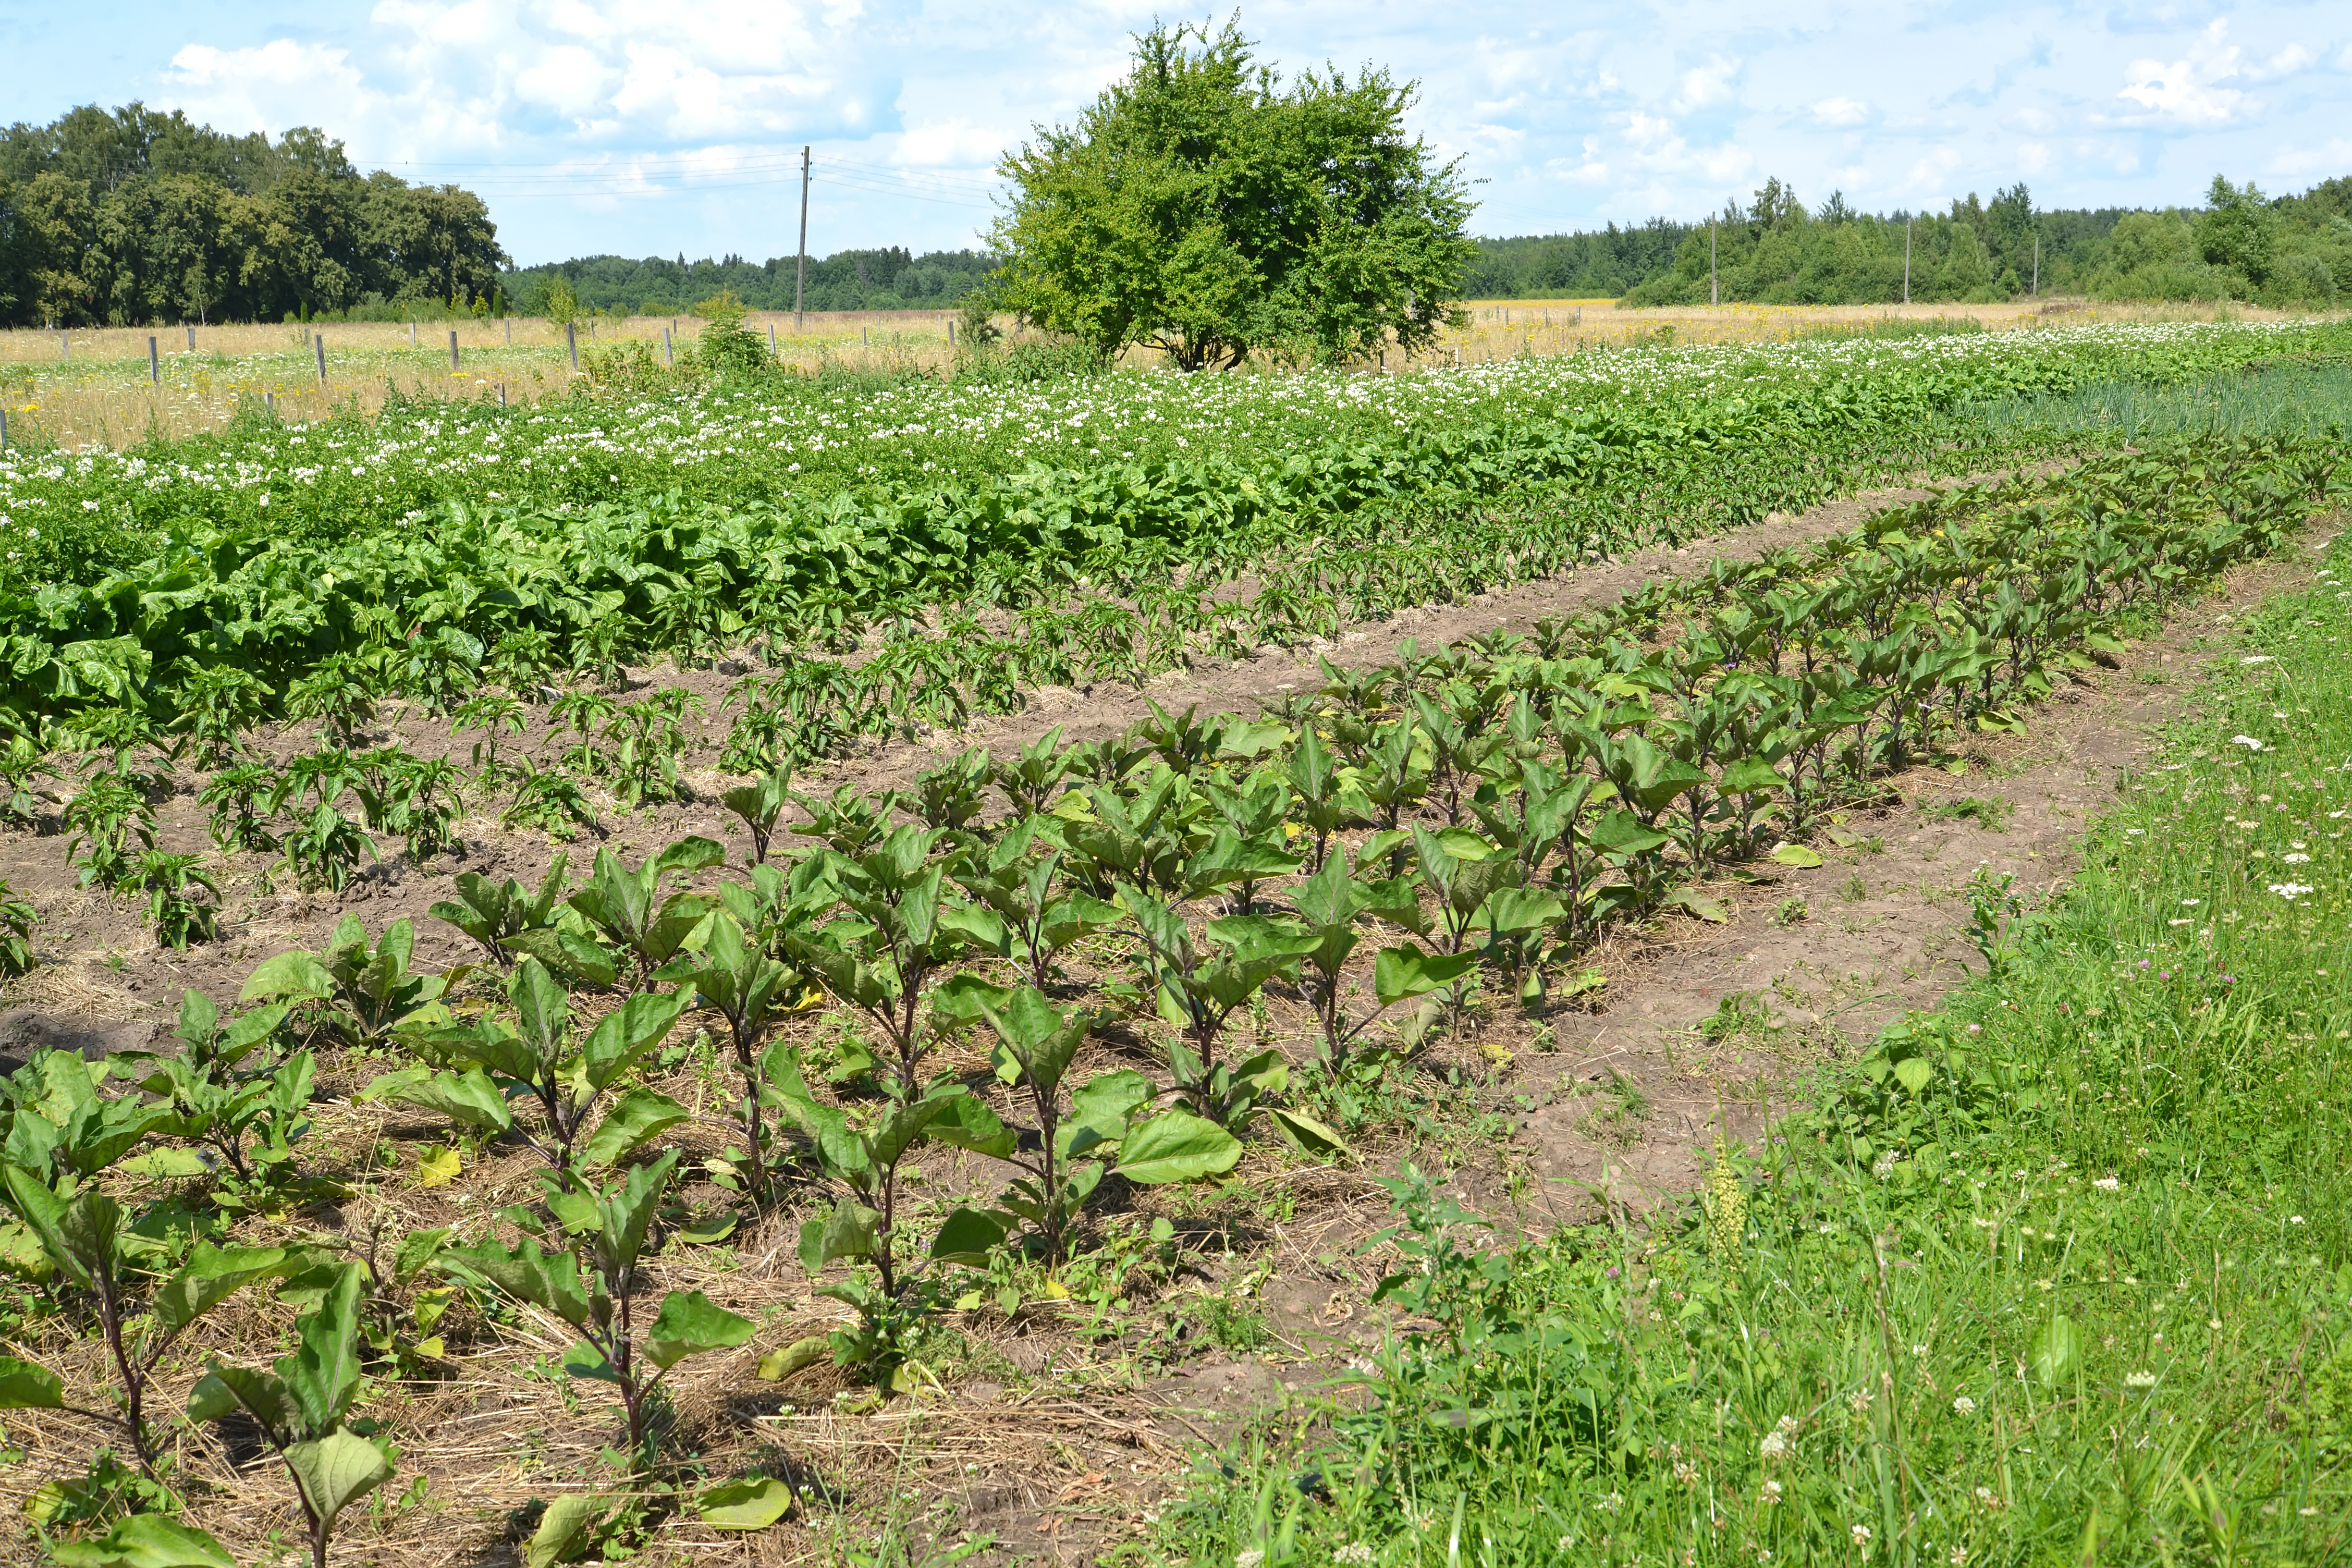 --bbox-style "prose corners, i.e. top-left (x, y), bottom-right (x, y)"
top-left (644, 1289), bottom-right (756, 1369)
top-left (239, 951), bottom-right (335, 1003)
top-left (525, 1494), bottom-right (609, 1568)
top-left (361, 1067), bottom-right (513, 1133)
top-left (1065, 1070), bottom-right (1154, 1147)
top-left (284, 1261), bottom-right (368, 1432)
top-left (981, 986), bottom-right (1087, 1097)
top-left (150, 1243), bottom-right (292, 1345)
top-left (1893, 1056), bottom-right (1936, 1094)
top-left (186, 1363), bottom-right (296, 1434)
top-left (575, 1087), bottom-right (690, 1170)
top-left (48, 1515), bottom-right (238, 1568)
top-left (1719, 756), bottom-right (1785, 794)
top-left (756, 1336), bottom-right (832, 1381)
top-left (654, 835), bottom-right (727, 874)
top-left (798, 1197), bottom-right (879, 1272)
top-left (929, 1206), bottom-right (1009, 1265)
top-left (284, 1429), bottom-right (395, 1533)
top-left (1769, 843), bottom-right (1825, 868)
top-left (0, 1354), bottom-right (62, 1410)
top-left (923, 1093), bottom-right (1017, 1160)
top-left (697, 1475), bottom-right (796, 1530)
top-left (1373, 946), bottom-right (1478, 1007)
top-left (1265, 1107), bottom-right (1351, 1160)
top-left (1116, 1110), bottom-right (1243, 1184)
top-left (561, 1338), bottom-right (624, 1385)
top-left (445, 1236), bottom-right (594, 1329)
top-left (675, 1209), bottom-right (738, 1245)
top-left (579, 987), bottom-right (694, 1093)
